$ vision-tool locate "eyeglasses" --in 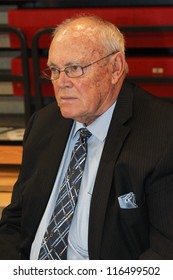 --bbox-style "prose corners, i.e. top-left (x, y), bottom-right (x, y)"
top-left (42, 51), bottom-right (116, 80)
